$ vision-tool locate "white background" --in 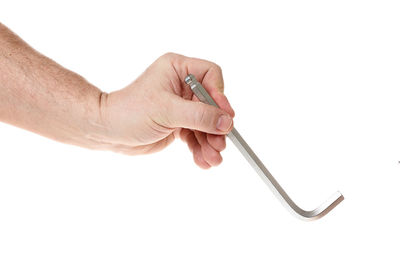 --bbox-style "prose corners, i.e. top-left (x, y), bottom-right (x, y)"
top-left (1, 0), bottom-right (400, 266)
